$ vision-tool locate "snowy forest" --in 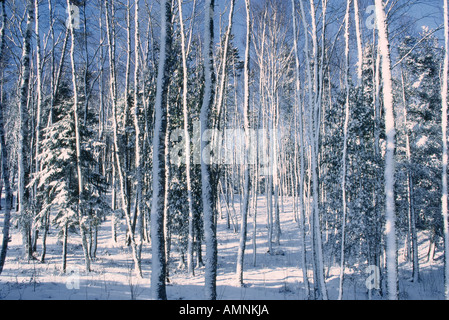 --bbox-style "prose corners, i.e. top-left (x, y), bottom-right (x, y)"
top-left (0, 0), bottom-right (449, 301)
